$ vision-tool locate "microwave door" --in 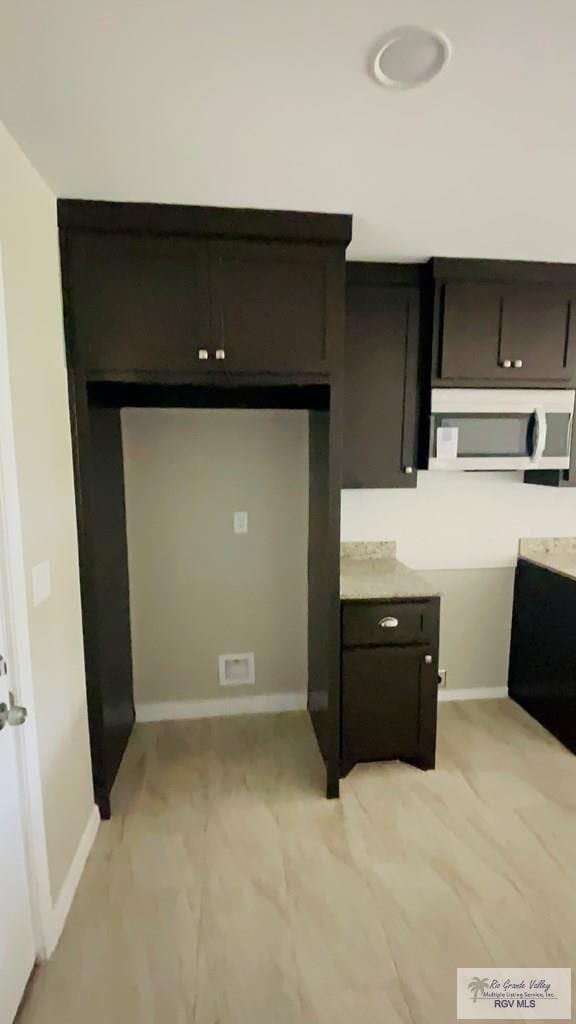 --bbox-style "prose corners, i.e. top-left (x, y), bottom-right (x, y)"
top-left (429, 411), bottom-right (535, 469)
